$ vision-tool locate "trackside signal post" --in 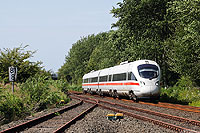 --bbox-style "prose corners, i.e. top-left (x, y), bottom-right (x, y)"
top-left (9, 66), bottom-right (17, 93)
